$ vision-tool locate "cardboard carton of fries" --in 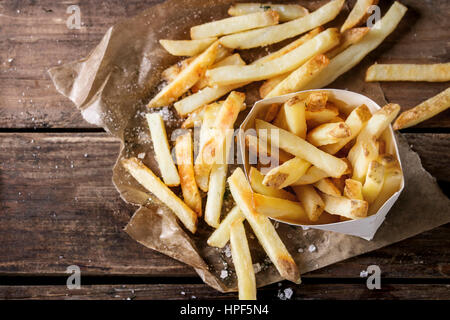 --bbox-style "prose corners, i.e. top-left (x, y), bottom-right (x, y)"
top-left (238, 89), bottom-right (405, 240)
